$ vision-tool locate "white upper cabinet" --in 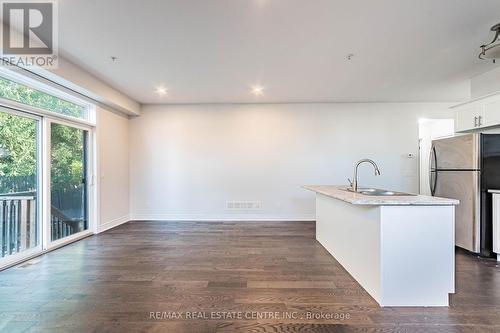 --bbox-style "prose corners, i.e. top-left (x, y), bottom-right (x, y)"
top-left (454, 101), bottom-right (485, 132)
top-left (484, 98), bottom-right (500, 128)
top-left (454, 94), bottom-right (500, 132)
